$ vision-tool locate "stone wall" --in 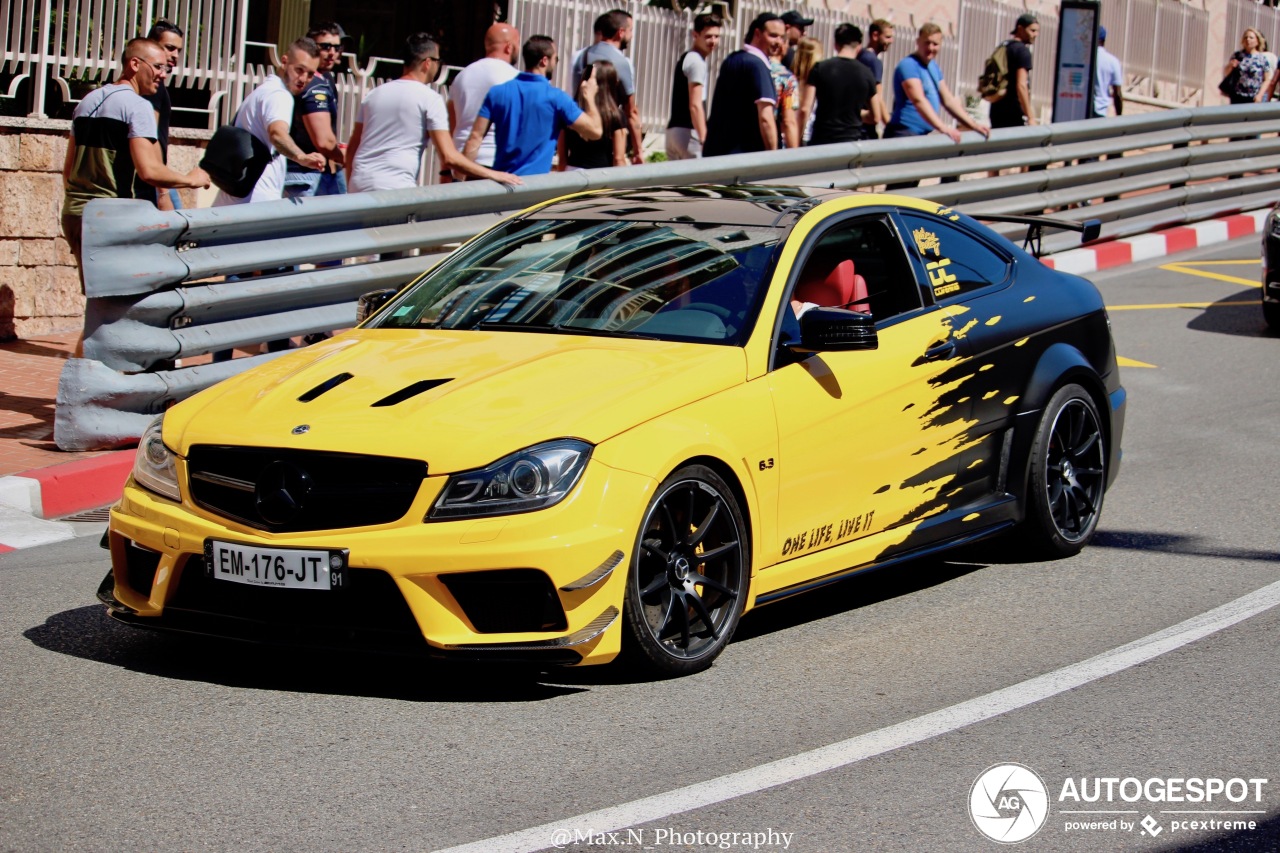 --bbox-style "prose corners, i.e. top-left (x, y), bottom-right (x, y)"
top-left (0, 119), bottom-right (207, 340)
